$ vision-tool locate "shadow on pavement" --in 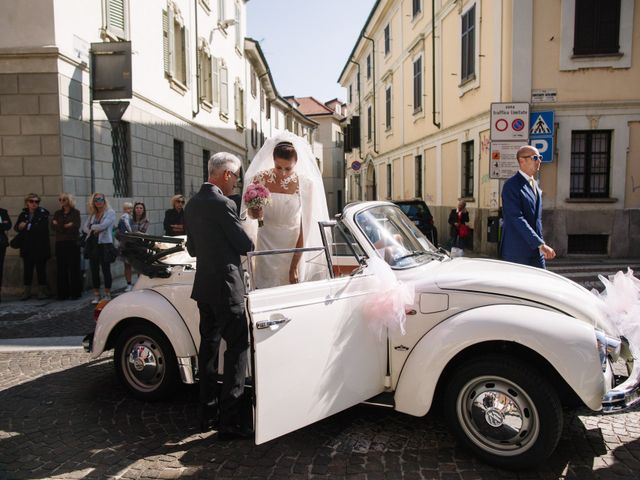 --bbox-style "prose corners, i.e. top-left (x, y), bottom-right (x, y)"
top-left (0, 353), bottom-right (638, 479)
